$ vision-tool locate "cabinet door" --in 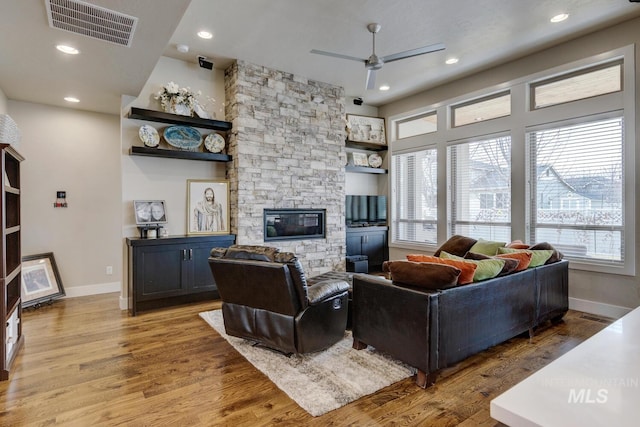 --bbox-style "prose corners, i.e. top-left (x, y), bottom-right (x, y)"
top-left (346, 233), bottom-right (363, 256)
top-left (362, 231), bottom-right (388, 268)
top-left (189, 243), bottom-right (217, 291)
top-left (135, 244), bottom-right (188, 301)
